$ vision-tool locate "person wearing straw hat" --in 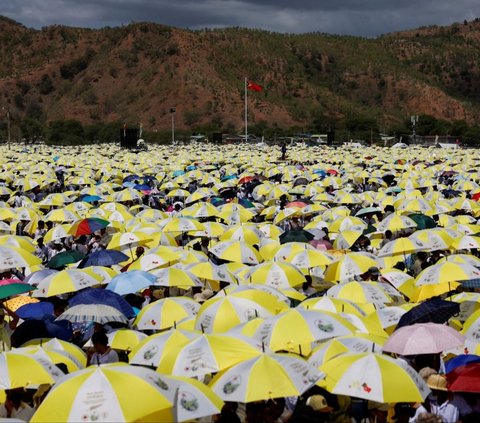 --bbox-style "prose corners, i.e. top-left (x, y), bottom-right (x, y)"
top-left (426, 374), bottom-right (459, 423)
